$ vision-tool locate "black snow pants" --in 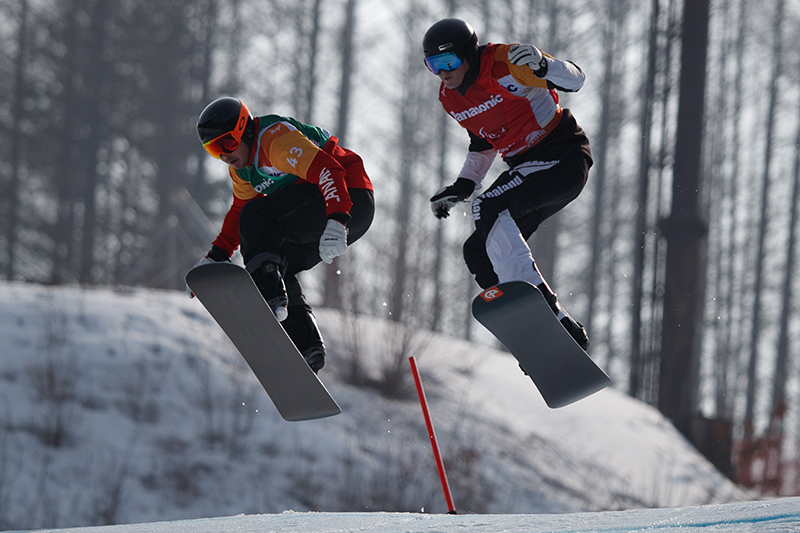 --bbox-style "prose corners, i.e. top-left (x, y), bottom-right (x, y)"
top-left (238, 182), bottom-right (374, 306)
top-left (462, 109), bottom-right (593, 289)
